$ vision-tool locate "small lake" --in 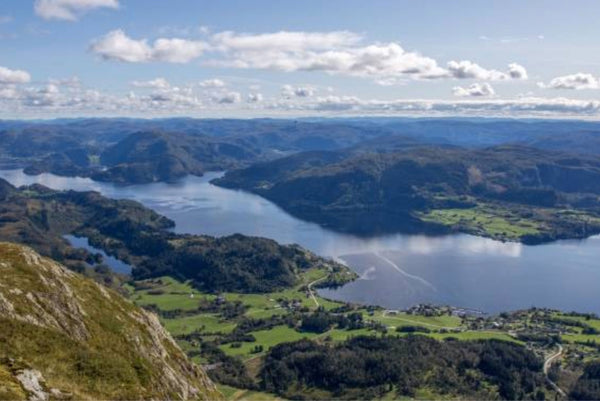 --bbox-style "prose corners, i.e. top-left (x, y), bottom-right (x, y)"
top-left (2, 169), bottom-right (600, 314)
top-left (63, 234), bottom-right (132, 274)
